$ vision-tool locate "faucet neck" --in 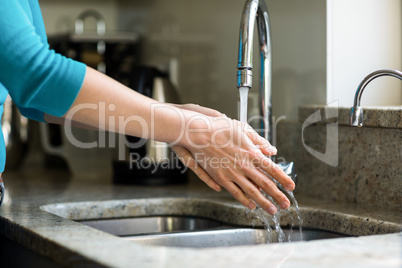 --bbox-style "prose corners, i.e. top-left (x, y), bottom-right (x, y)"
top-left (353, 69), bottom-right (402, 107)
top-left (350, 69), bottom-right (402, 127)
top-left (237, 0), bottom-right (273, 142)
